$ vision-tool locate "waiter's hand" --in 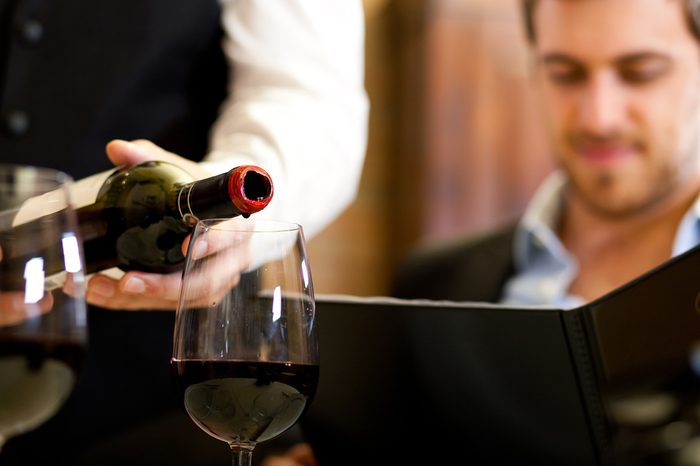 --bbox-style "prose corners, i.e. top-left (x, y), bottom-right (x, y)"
top-left (0, 292), bottom-right (54, 327)
top-left (85, 139), bottom-right (226, 310)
